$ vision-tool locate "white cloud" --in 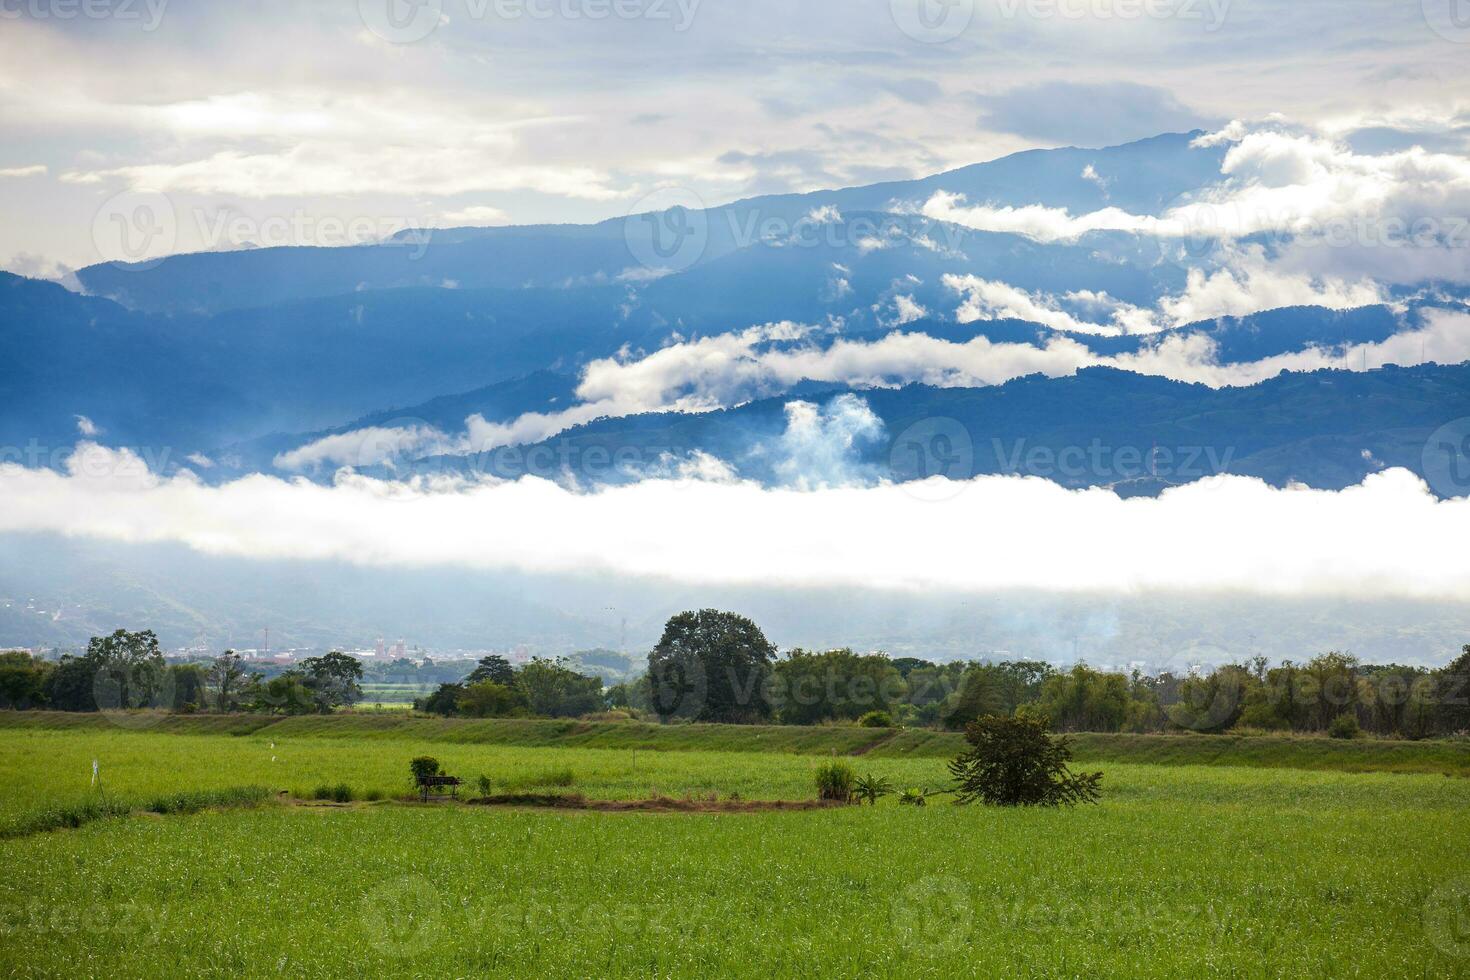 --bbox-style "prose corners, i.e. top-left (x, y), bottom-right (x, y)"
top-left (946, 246), bottom-right (1385, 333)
top-left (923, 124), bottom-right (1470, 294)
top-left (889, 294), bottom-right (928, 325)
top-left (1157, 250), bottom-right (1386, 323)
top-left (921, 191), bottom-right (1165, 242)
top-left (273, 424), bottom-right (460, 472)
top-left (6, 445), bottom-right (1470, 599)
top-left (946, 274), bottom-right (1139, 335)
top-left (275, 309), bottom-right (1470, 468)
top-left (771, 395), bottom-right (885, 490)
top-left (0, 165), bottom-right (46, 178)
top-left (62, 146), bottom-right (621, 201)
top-left (438, 205), bottom-right (511, 226)
top-left (74, 415), bottom-right (99, 437)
